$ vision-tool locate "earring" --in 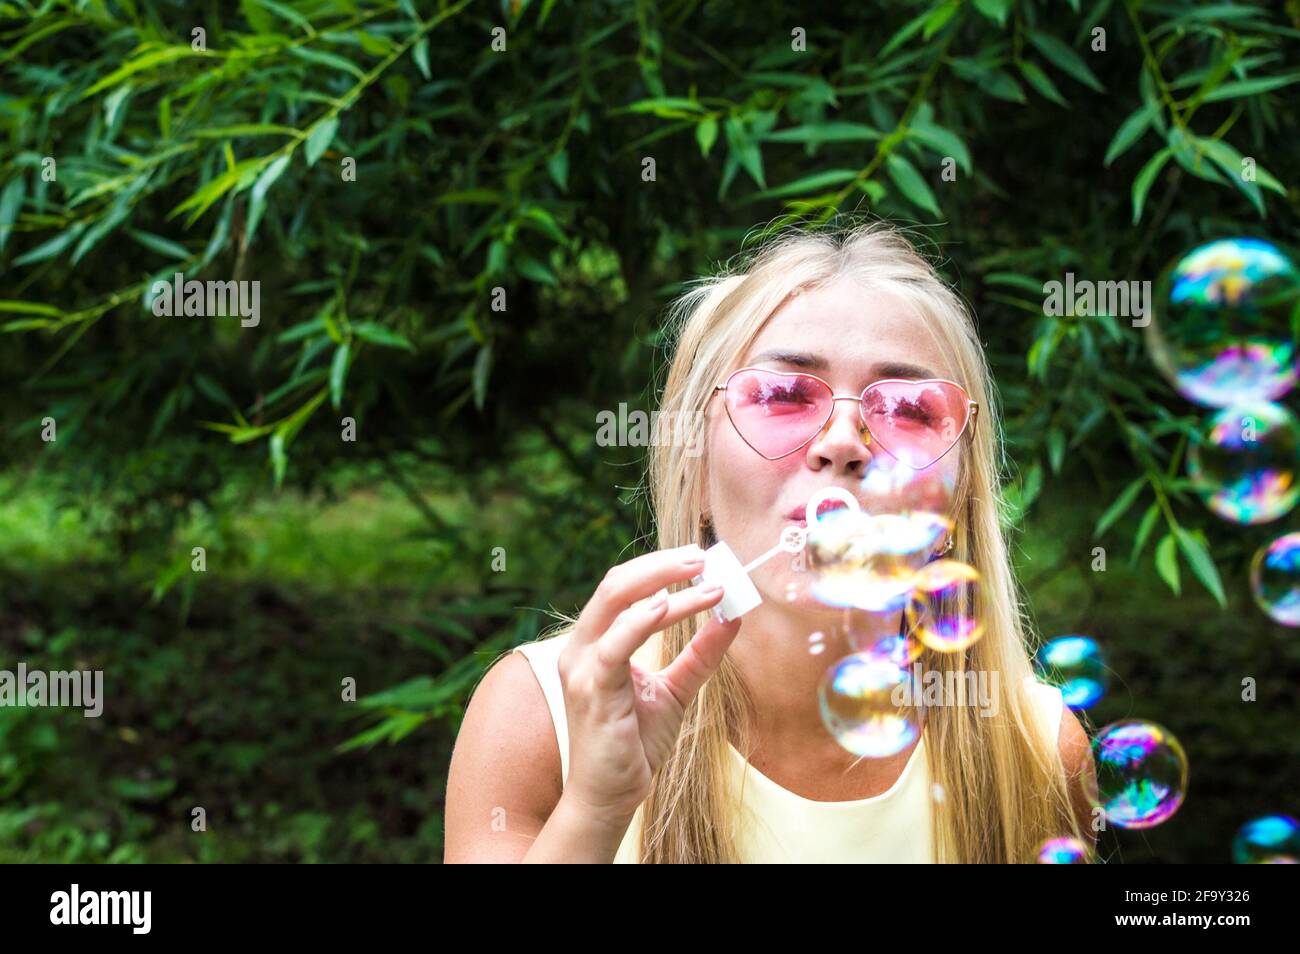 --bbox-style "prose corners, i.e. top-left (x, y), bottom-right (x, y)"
top-left (929, 533), bottom-right (955, 561)
top-left (700, 513), bottom-right (718, 548)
